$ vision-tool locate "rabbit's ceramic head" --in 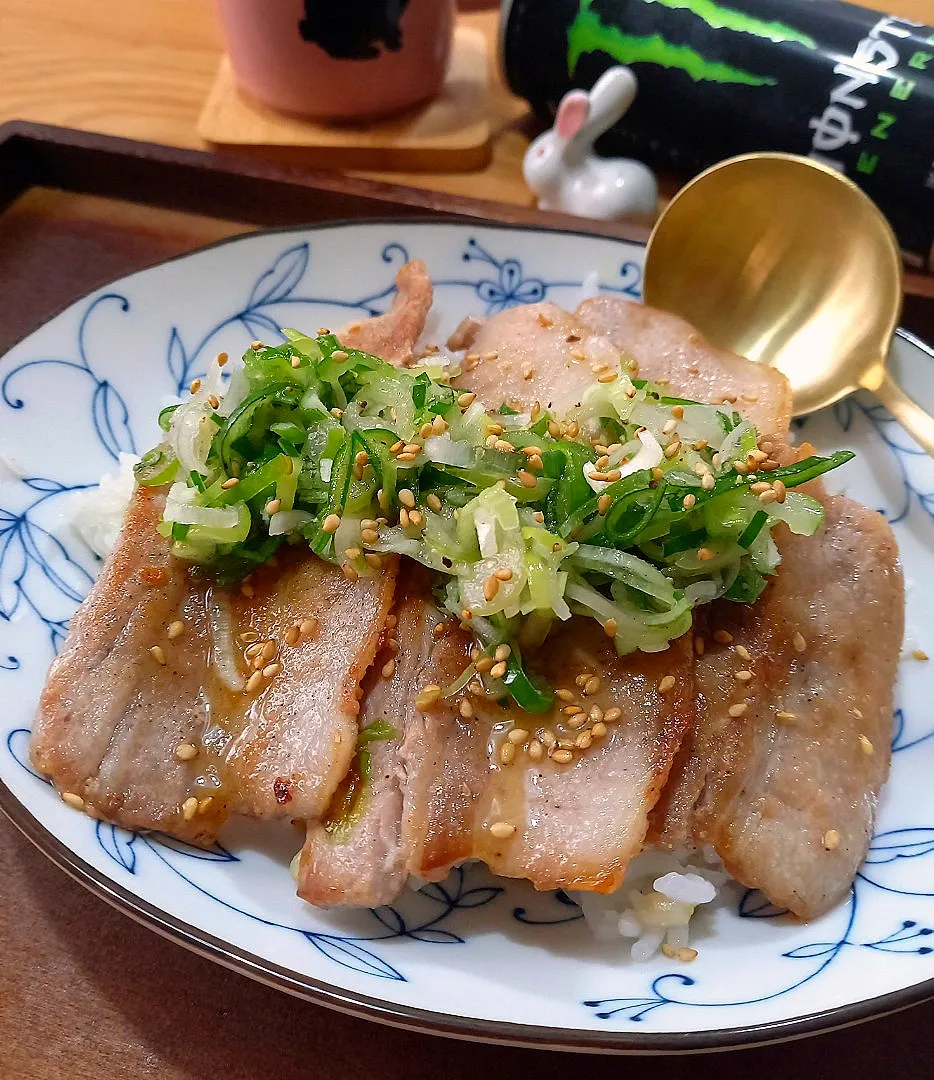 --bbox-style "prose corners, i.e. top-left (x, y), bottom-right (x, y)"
top-left (522, 89), bottom-right (590, 193)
